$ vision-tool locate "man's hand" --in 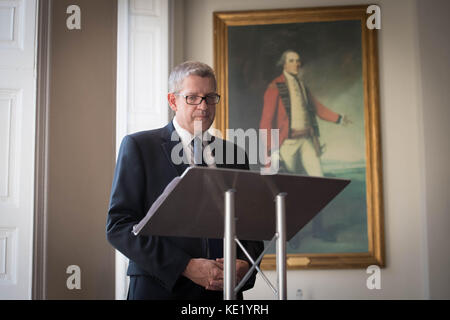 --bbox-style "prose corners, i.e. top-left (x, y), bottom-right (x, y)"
top-left (216, 258), bottom-right (250, 285)
top-left (236, 259), bottom-right (250, 284)
top-left (182, 258), bottom-right (224, 291)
